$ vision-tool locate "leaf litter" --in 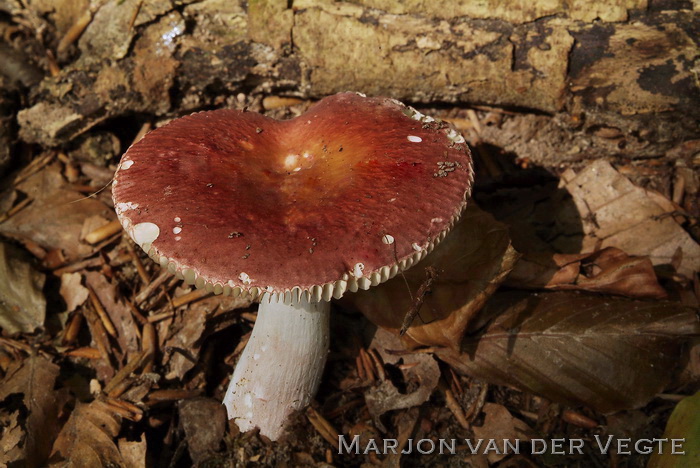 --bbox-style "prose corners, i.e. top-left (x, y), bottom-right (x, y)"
top-left (0, 5), bottom-right (698, 464)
